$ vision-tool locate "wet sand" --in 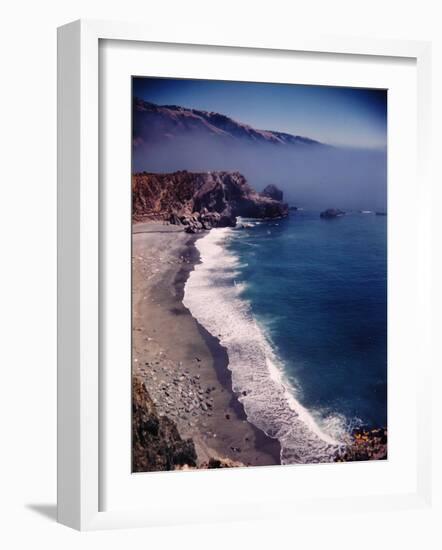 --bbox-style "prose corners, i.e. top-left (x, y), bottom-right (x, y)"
top-left (132, 221), bottom-right (281, 467)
